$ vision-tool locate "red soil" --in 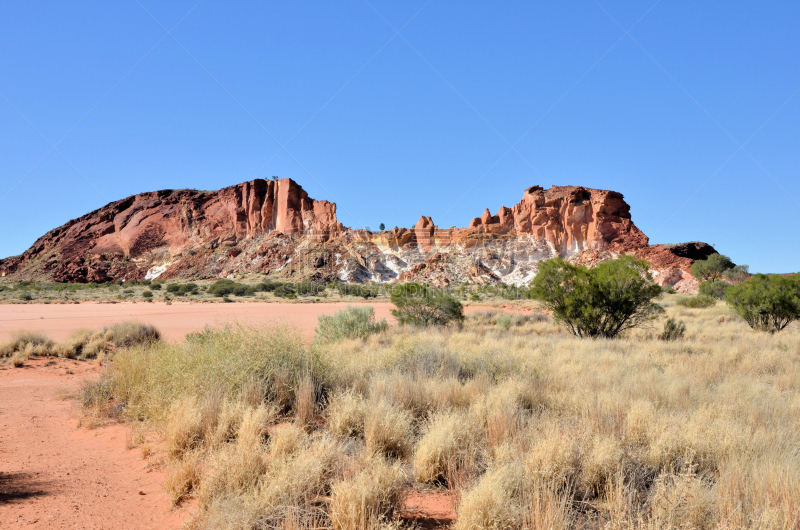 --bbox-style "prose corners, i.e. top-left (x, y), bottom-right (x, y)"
top-left (0, 357), bottom-right (189, 529)
top-left (0, 302), bottom-right (489, 528)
